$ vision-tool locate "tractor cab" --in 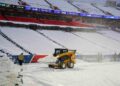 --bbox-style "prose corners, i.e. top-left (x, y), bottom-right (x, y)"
top-left (49, 48), bottom-right (76, 69)
top-left (53, 48), bottom-right (68, 57)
